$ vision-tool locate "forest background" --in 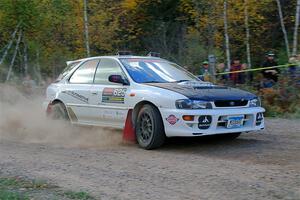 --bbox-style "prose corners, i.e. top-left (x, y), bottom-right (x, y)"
top-left (0, 0), bottom-right (299, 117)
